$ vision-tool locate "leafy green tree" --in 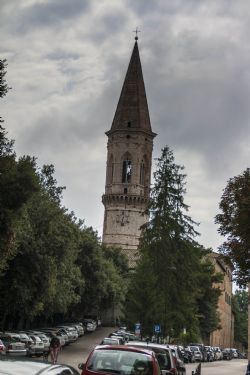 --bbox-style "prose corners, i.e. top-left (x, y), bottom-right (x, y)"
top-left (0, 165), bottom-right (82, 329)
top-left (196, 255), bottom-right (222, 340)
top-left (232, 289), bottom-right (248, 349)
top-left (215, 168), bottom-right (250, 285)
top-left (0, 61), bottom-right (39, 275)
top-left (72, 232), bottom-right (128, 320)
top-left (0, 59), bottom-right (10, 99)
top-left (0, 133), bottom-right (39, 275)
